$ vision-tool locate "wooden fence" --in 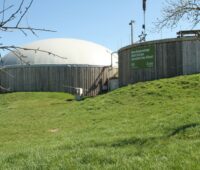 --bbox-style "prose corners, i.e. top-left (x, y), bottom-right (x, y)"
top-left (0, 65), bottom-right (118, 96)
